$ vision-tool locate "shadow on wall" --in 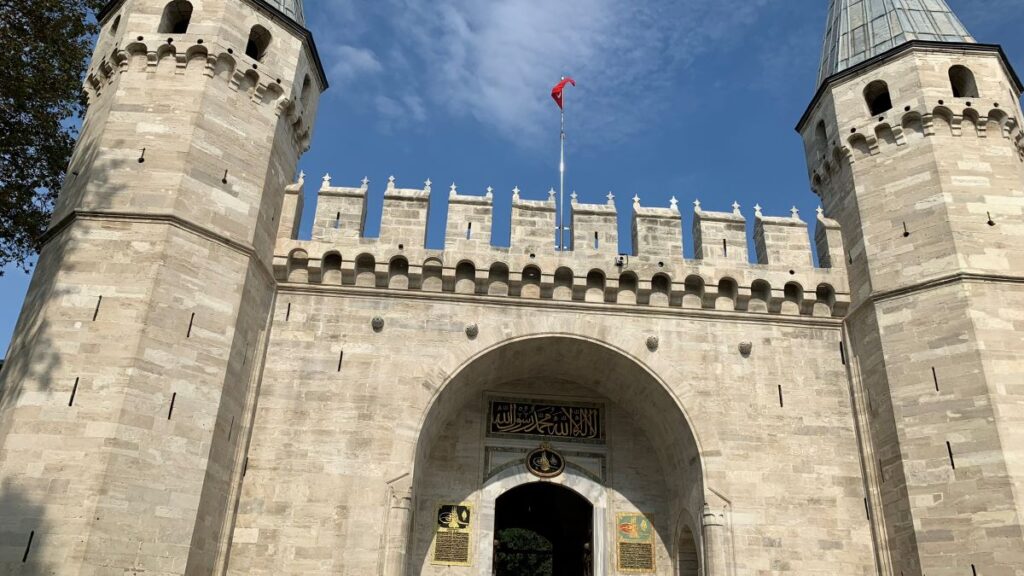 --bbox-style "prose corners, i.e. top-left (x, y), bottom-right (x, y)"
top-left (0, 481), bottom-right (51, 574)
